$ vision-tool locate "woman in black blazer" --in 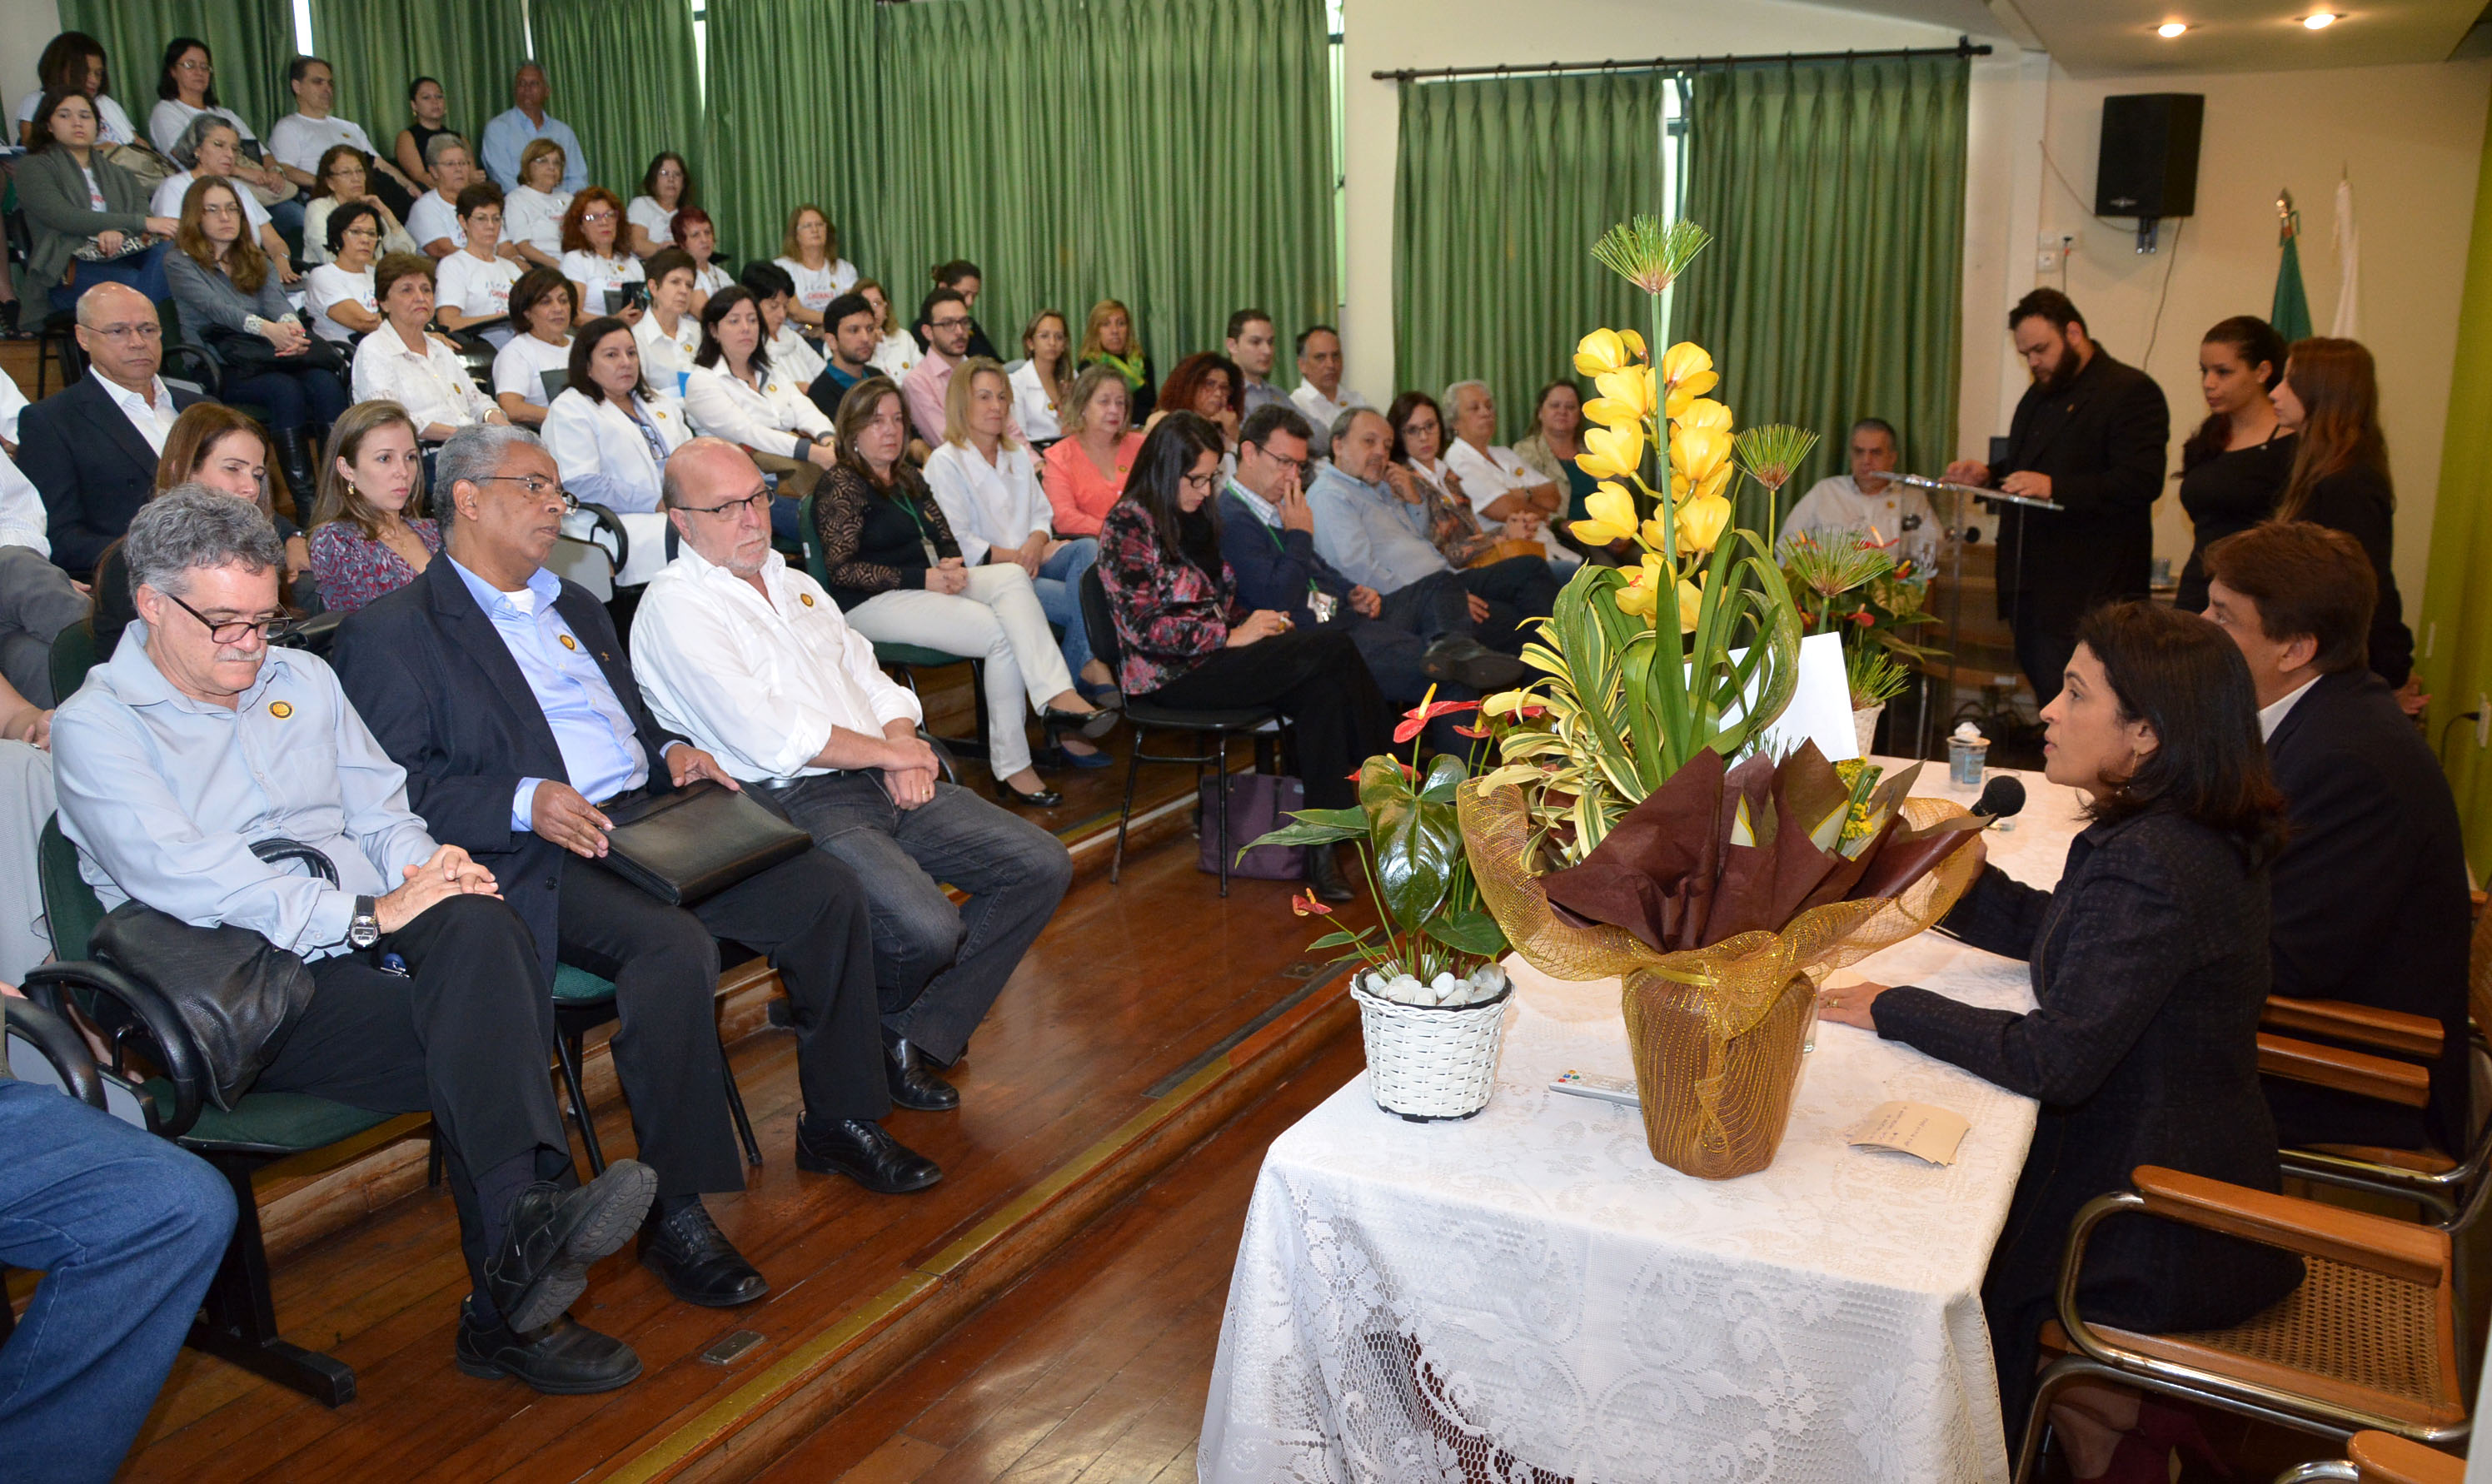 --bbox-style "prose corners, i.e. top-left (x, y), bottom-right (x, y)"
top-left (2270, 337), bottom-right (2417, 699)
top-left (1818, 601), bottom-right (2303, 1481)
